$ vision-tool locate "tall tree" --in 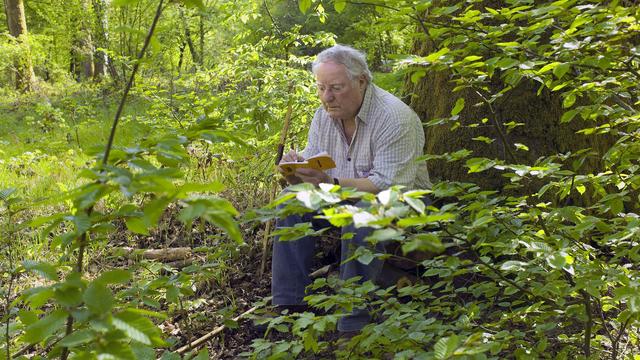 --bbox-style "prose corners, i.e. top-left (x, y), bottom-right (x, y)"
top-left (92, 0), bottom-right (110, 80)
top-left (4, 0), bottom-right (36, 91)
top-left (405, 1), bottom-right (619, 202)
top-left (70, 0), bottom-right (95, 80)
